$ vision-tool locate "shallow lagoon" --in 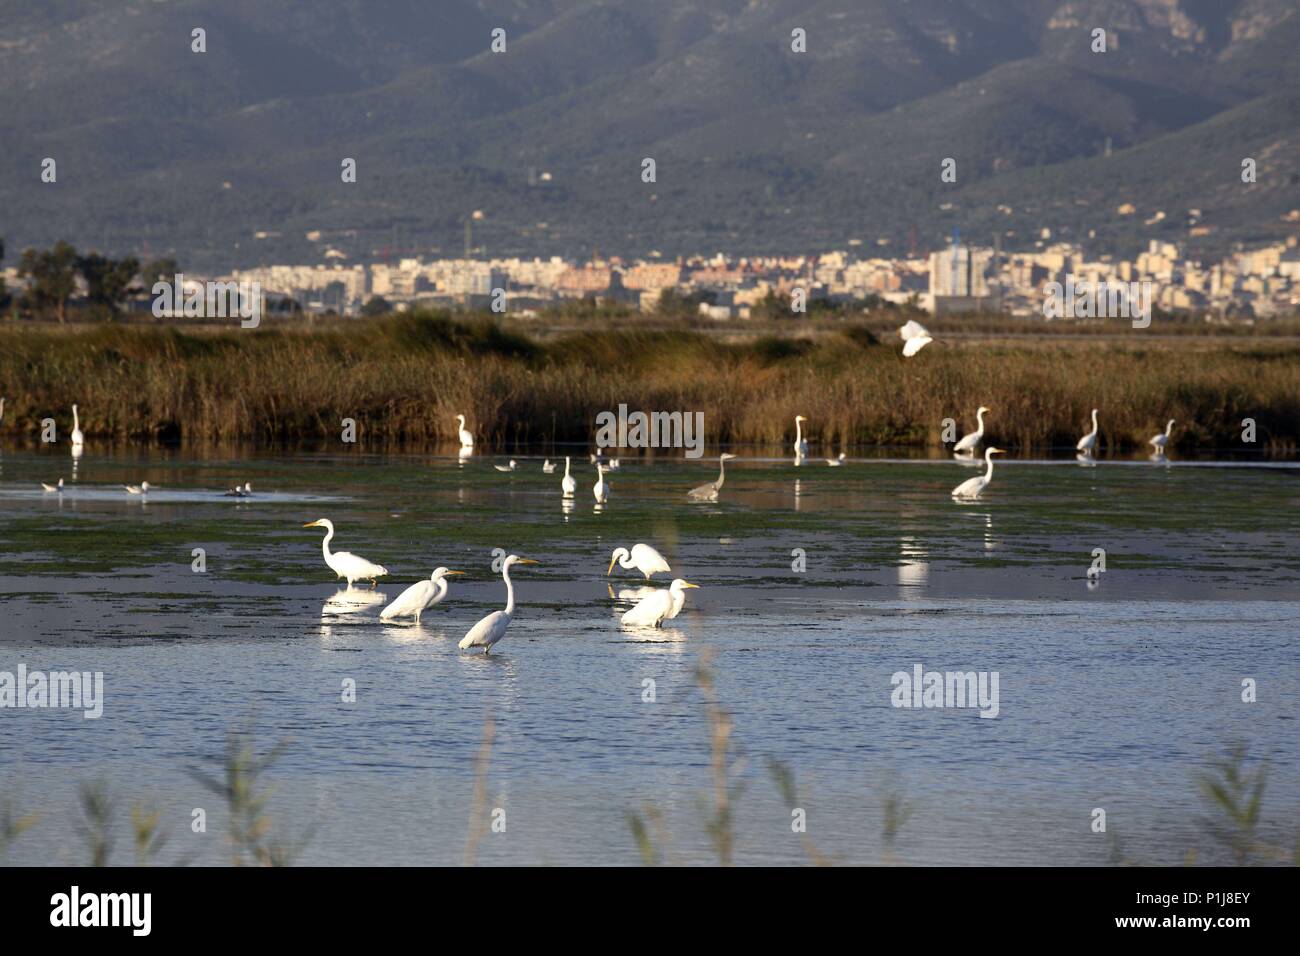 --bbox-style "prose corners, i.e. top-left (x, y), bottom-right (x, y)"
top-left (1, 447), bottom-right (1297, 865)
